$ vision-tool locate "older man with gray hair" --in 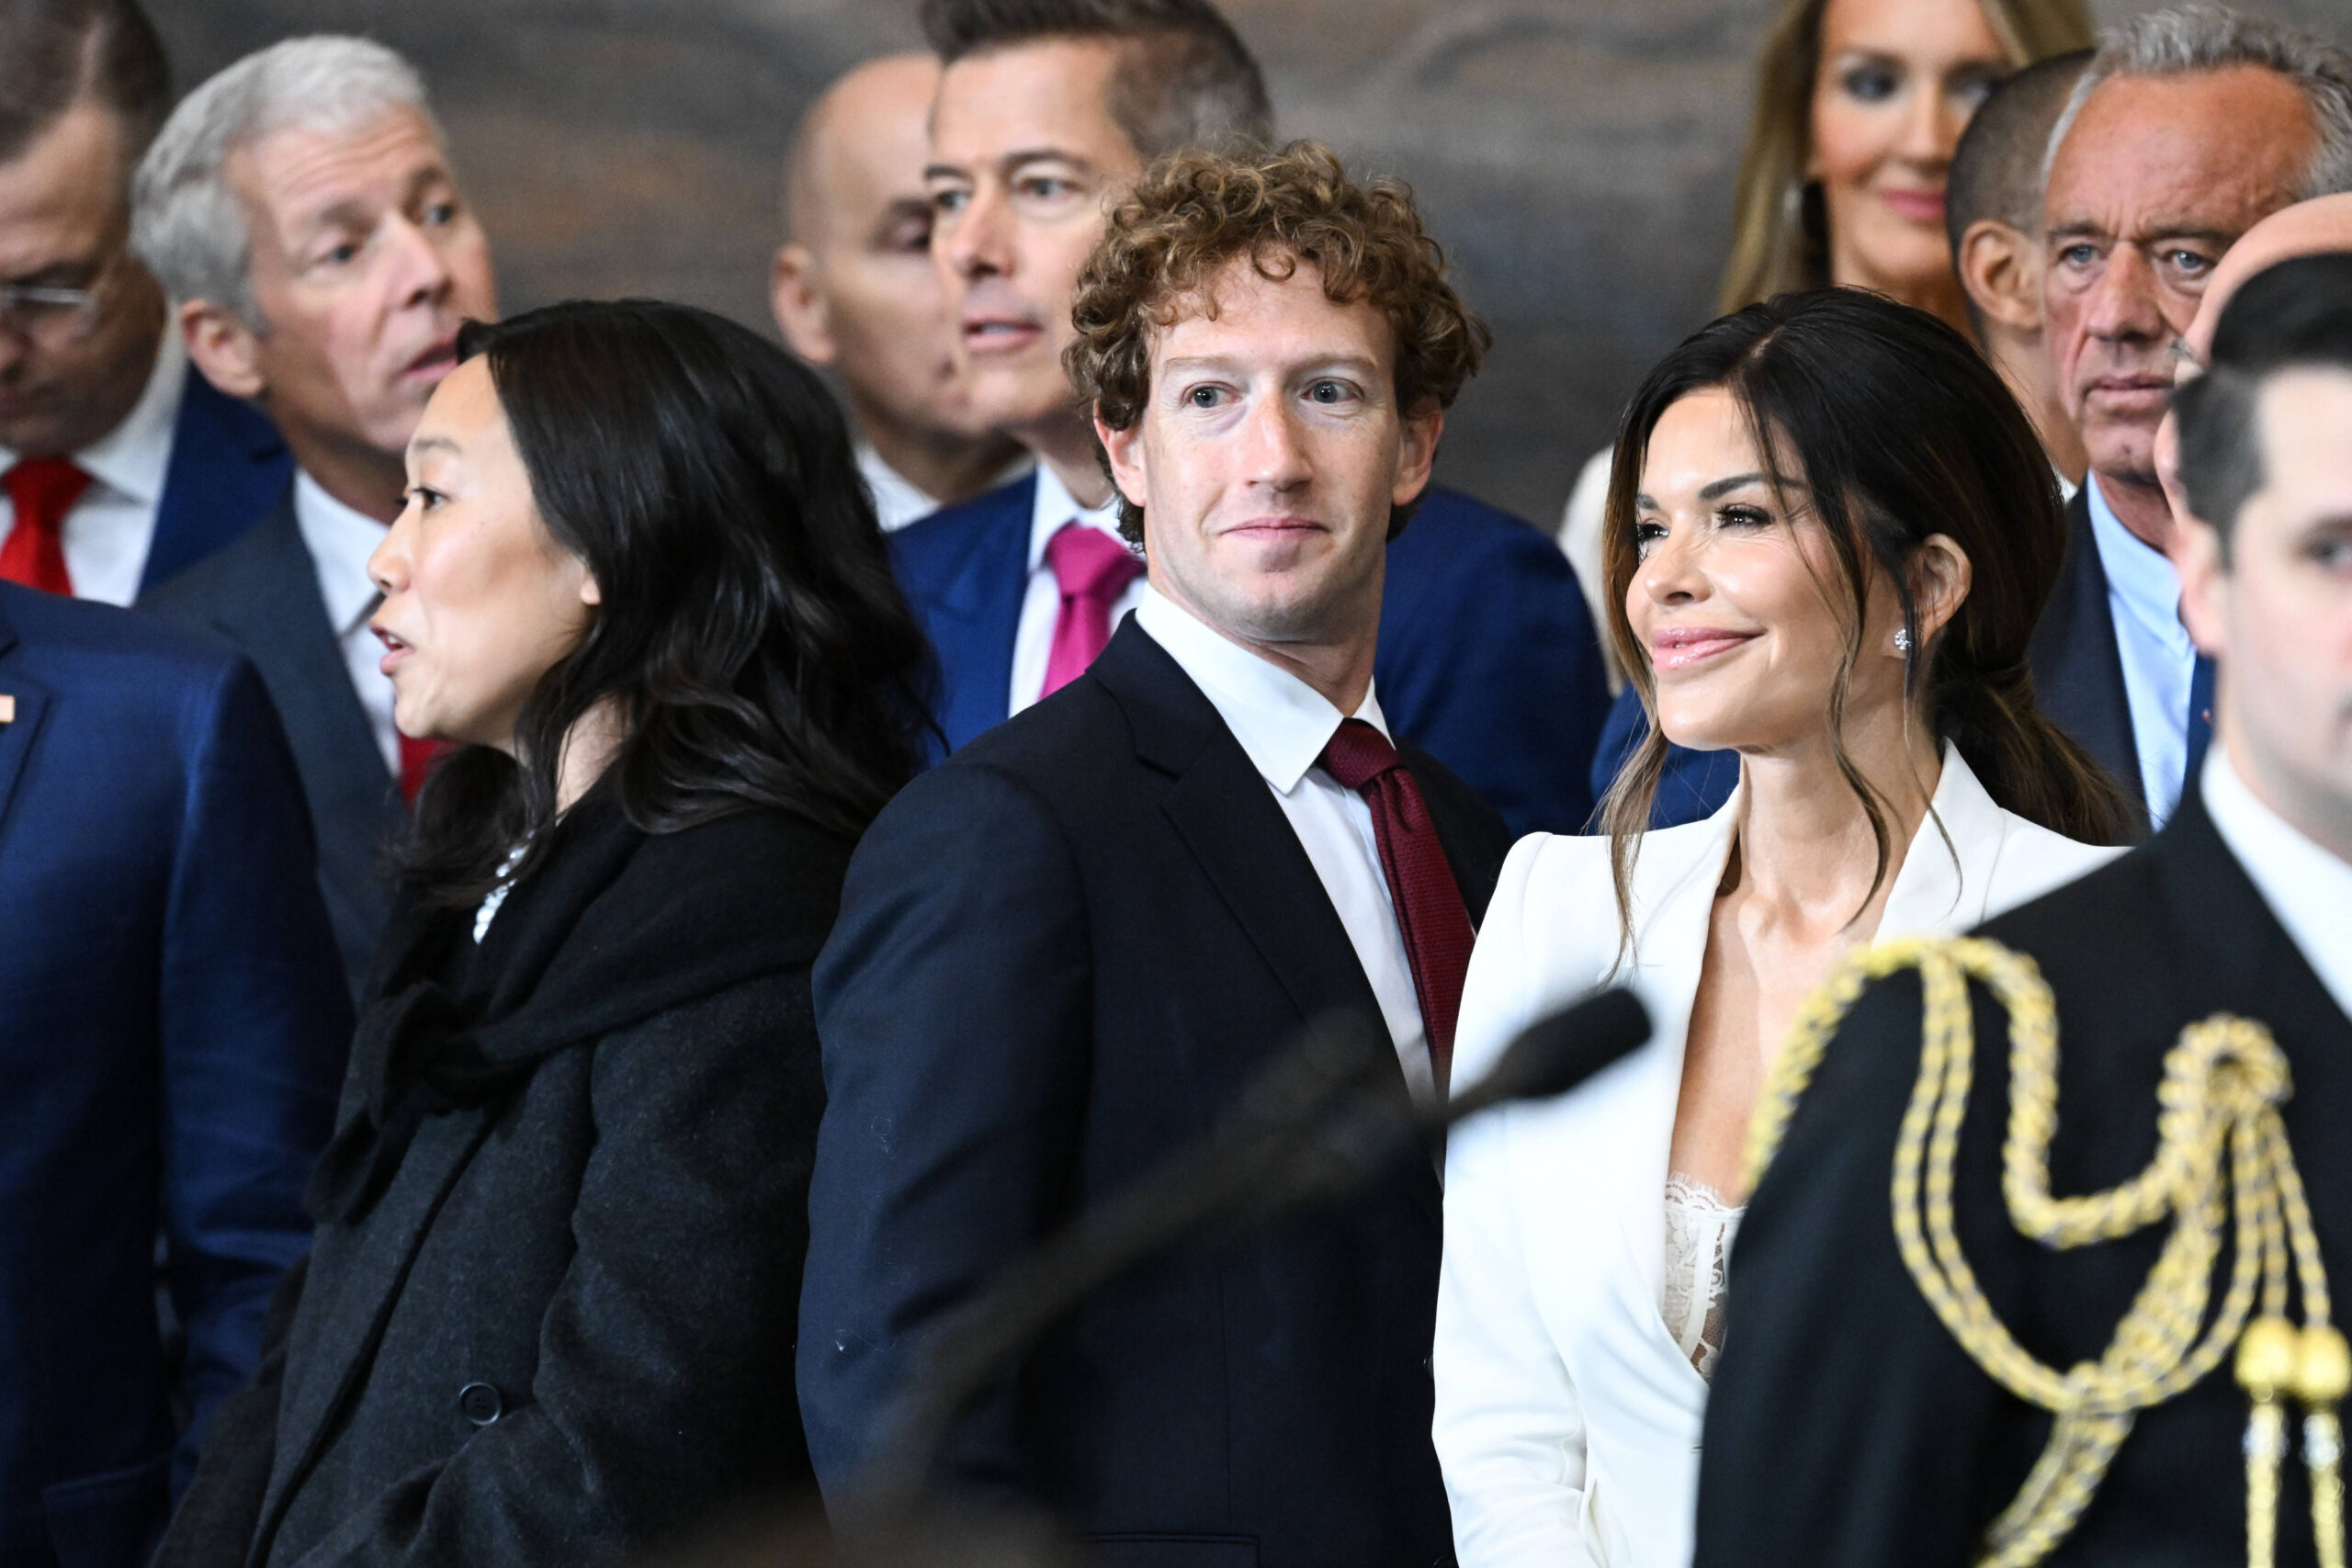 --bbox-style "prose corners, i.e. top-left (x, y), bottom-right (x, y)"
top-left (2027, 4), bottom-right (2352, 838)
top-left (132, 36), bottom-right (498, 1002)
